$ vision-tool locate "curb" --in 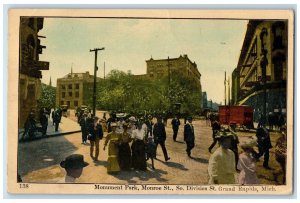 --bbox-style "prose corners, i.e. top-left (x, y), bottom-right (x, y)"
top-left (19, 130), bottom-right (81, 143)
